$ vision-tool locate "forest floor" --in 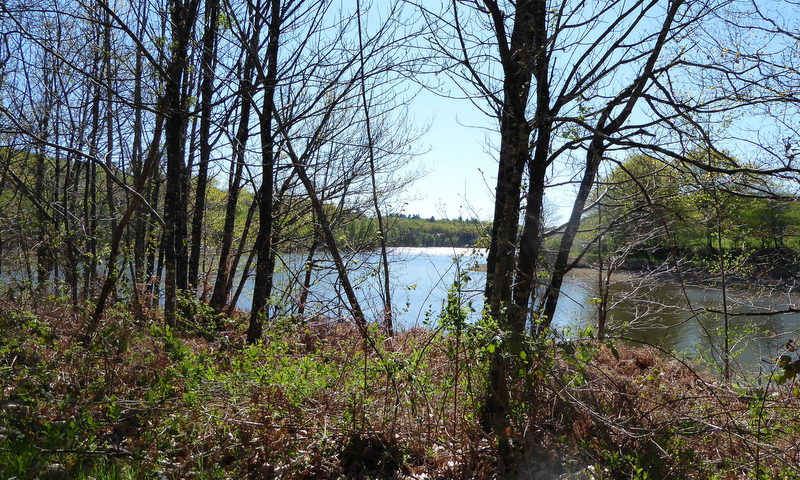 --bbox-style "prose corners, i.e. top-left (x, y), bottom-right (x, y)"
top-left (2, 294), bottom-right (800, 479)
